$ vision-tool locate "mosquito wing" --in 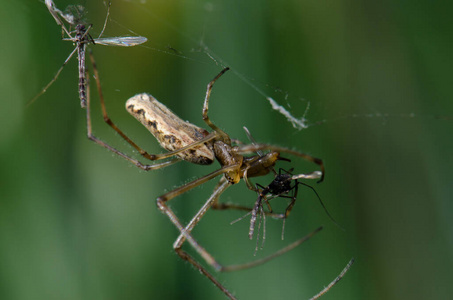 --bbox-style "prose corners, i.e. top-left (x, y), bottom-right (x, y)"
top-left (94, 36), bottom-right (147, 47)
